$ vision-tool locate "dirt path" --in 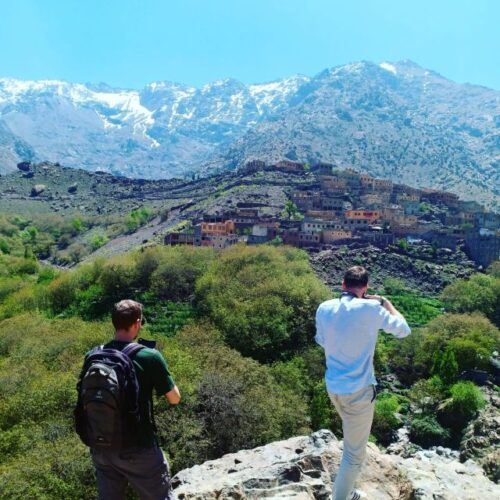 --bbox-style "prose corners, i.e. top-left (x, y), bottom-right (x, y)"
top-left (87, 212), bottom-right (184, 260)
